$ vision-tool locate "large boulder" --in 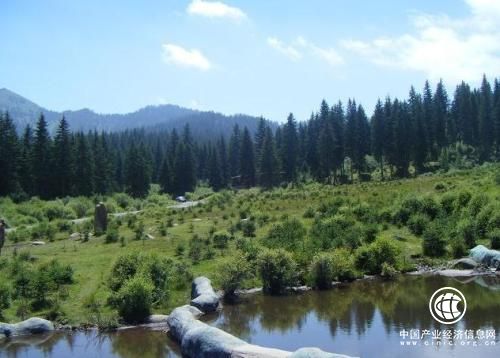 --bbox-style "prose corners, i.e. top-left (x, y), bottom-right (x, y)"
top-left (167, 305), bottom-right (354, 358)
top-left (449, 258), bottom-right (479, 269)
top-left (0, 318), bottom-right (54, 339)
top-left (190, 276), bottom-right (220, 313)
top-left (470, 245), bottom-right (500, 268)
